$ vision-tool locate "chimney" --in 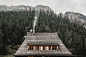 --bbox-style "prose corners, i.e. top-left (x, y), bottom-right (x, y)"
top-left (33, 25), bottom-right (35, 35)
top-left (32, 11), bottom-right (39, 35)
